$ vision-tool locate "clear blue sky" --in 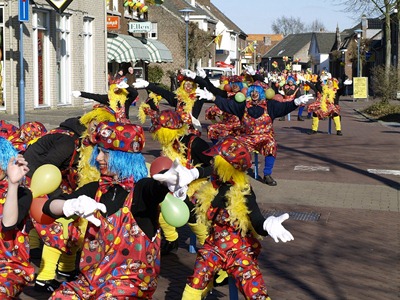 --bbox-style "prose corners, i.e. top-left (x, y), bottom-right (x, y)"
top-left (211, 0), bottom-right (359, 34)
